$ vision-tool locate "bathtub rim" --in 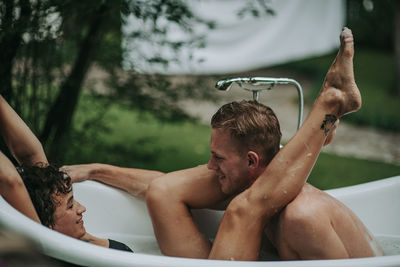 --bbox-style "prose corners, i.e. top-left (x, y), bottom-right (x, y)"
top-left (0, 175), bottom-right (399, 266)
